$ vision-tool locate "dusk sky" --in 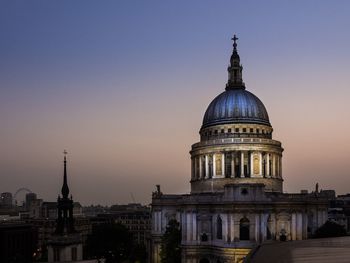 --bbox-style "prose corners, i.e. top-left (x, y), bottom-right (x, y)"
top-left (1, 1), bottom-right (350, 205)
